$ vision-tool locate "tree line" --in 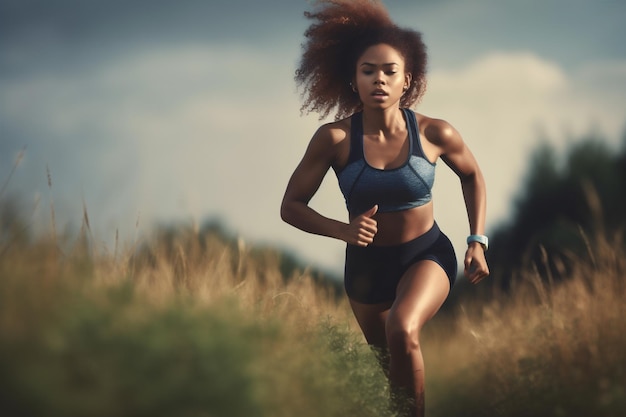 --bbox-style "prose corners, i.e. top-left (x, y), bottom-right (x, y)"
top-left (2, 126), bottom-right (625, 297)
top-left (487, 128), bottom-right (626, 290)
